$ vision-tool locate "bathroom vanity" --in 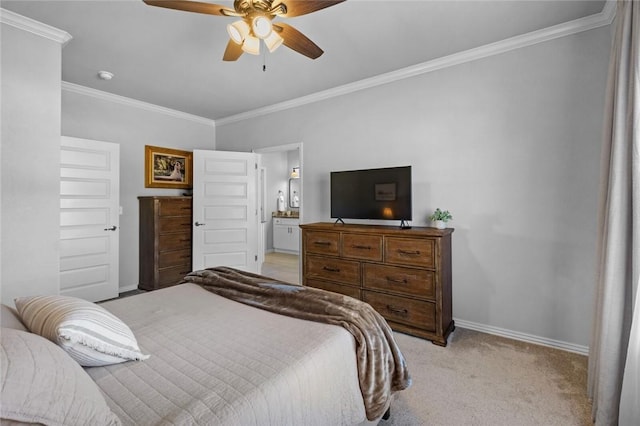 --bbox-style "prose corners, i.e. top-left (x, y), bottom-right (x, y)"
top-left (273, 217), bottom-right (300, 253)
